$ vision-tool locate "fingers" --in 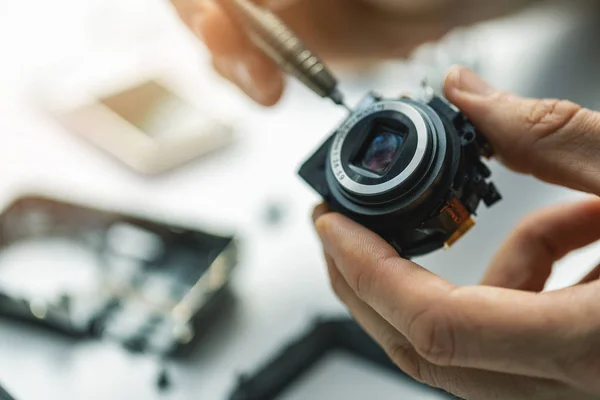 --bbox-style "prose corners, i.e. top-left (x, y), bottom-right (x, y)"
top-left (323, 253), bottom-right (424, 384)
top-left (195, 1), bottom-right (248, 56)
top-left (313, 205), bottom-right (421, 381)
top-left (483, 198), bottom-right (600, 291)
top-left (321, 243), bottom-right (575, 400)
top-left (318, 224), bottom-right (585, 400)
top-left (171, 0), bottom-right (284, 105)
top-left (211, 53), bottom-right (284, 106)
top-left (444, 66), bottom-right (600, 195)
top-left (314, 212), bottom-right (595, 384)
